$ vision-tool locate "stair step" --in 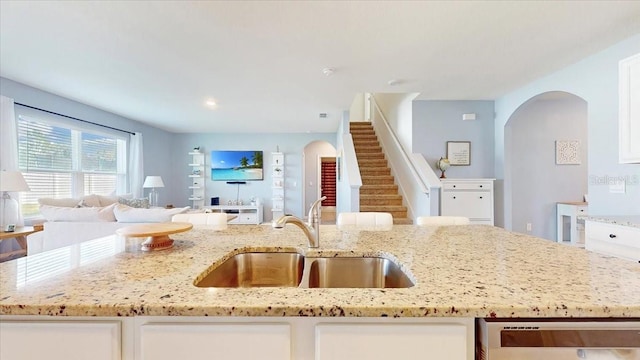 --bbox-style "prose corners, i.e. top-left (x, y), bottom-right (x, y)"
top-left (354, 146), bottom-right (382, 153)
top-left (358, 158), bottom-right (388, 167)
top-left (350, 122), bottom-right (373, 128)
top-left (356, 153), bottom-right (385, 160)
top-left (353, 140), bottom-right (379, 146)
top-left (360, 184), bottom-right (399, 195)
top-left (352, 135), bottom-right (378, 141)
top-left (393, 218), bottom-right (413, 225)
top-left (360, 168), bottom-right (390, 176)
top-left (361, 175), bottom-right (395, 185)
top-left (360, 194), bottom-right (403, 206)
